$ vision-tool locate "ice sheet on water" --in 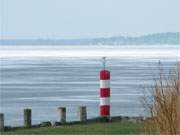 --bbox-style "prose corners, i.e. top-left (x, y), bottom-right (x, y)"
top-left (0, 45), bottom-right (180, 59)
top-left (1, 44), bottom-right (180, 126)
